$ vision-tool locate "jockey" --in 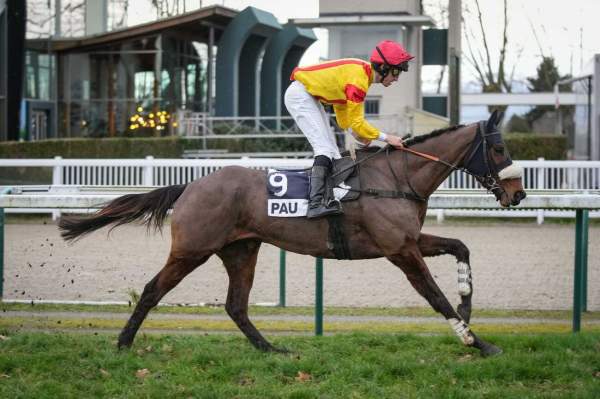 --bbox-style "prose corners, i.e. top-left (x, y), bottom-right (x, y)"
top-left (284, 39), bottom-right (413, 219)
